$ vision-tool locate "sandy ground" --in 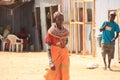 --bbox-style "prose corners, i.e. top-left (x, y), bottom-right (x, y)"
top-left (0, 51), bottom-right (120, 80)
